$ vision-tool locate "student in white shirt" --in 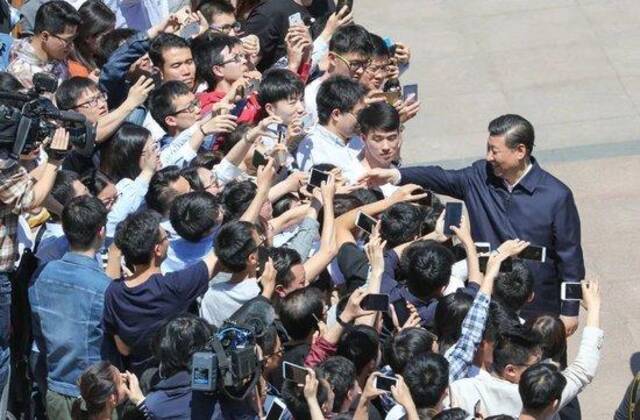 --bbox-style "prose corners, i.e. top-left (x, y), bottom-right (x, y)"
top-left (296, 75), bottom-right (366, 181)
